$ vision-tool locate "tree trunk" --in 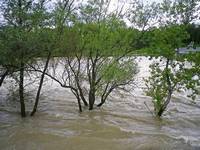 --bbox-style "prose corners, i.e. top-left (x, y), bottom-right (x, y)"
top-left (30, 53), bottom-right (51, 116)
top-left (19, 61), bottom-right (26, 117)
top-left (158, 86), bottom-right (173, 117)
top-left (89, 89), bottom-right (95, 110)
top-left (0, 70), bottom-right (8, 87)
top-left (157, 58), bottom-right (172, 117)
top-left (77, 96), bottom-right (82, 112)
top-left (81, 95), bottom-right (88, 106)
top-left (97, 86), bottom-right (114, 108)
top-left (97, 102), bottom-right (104, 107)
top-left (97, 97), bottom-right (106, 108)
top-left (76, 82), bottom-right (88, 106)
